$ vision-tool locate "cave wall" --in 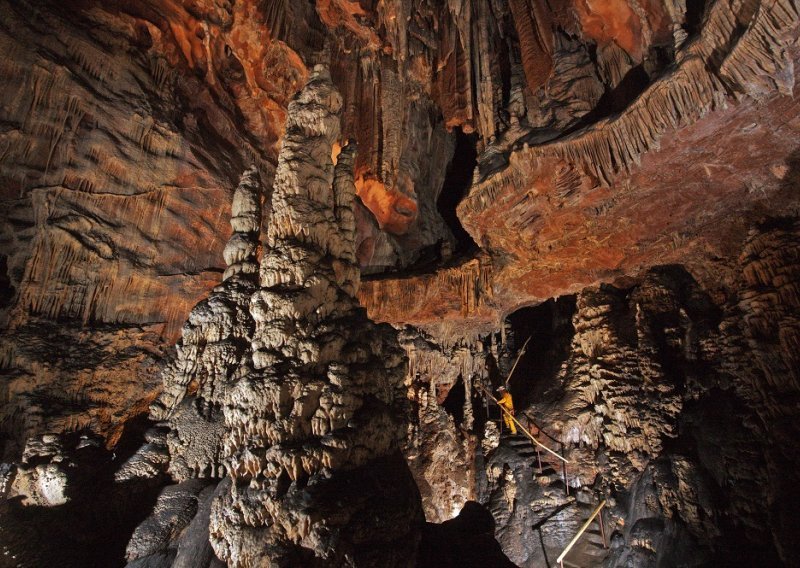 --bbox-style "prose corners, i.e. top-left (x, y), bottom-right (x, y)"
top-left (392, 215), bottom-right (800, 566)
top-left (503, 218), bottom-right (800, 566)
top-left (5, 0), bottom-right (796, 456)
top-left (0, 0), bottom-right (799, 566)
